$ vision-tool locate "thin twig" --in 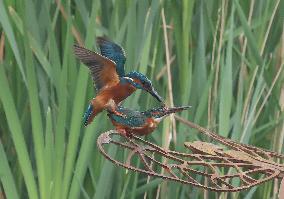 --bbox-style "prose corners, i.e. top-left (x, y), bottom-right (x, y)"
top-left (275, 24), bottom-right (284, 158)
top-left (143, 153), bottom-right (155, 199)
top-left (207, 8), bottom-right (222, 199)
top-left (239, 0), bottom-right (255, 126)
top-left (0, 32), bottom-right (4, 63)
top-left (240, 85), bottom-right (265, 142)
top-left (155, 8), bottom-right (176, 198)
top-left (253, 64), bottom-right (283, 124)
top-left (208, 6), bottom-right (221, 132)
top-left (156, 55), bottom-right (176, 81)
top-left (240, 0), bottom-right (254, 67)
top-left (260, 0), bottom-right (281, 56)
top-left (241, 66), bottom-right (258, 125)
top-left (277, 24), bottom-right (284, 149)
top-left (213, 0), bottom-right (226, 102)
